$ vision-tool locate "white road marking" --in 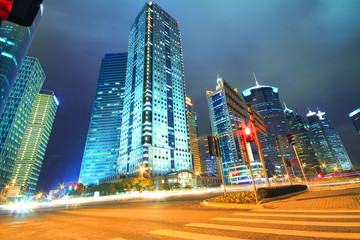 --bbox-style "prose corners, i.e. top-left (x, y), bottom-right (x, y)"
top-left (149, 229), bottom-right (247, 240)
top-left (212, 217), bottom-right (360, 227)
top-left (253, 209), bottom-right (360, 213)
top-left (234, 212), bottom-right (360, 218)
top-left (186, 223), bottom-right (360, 239)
